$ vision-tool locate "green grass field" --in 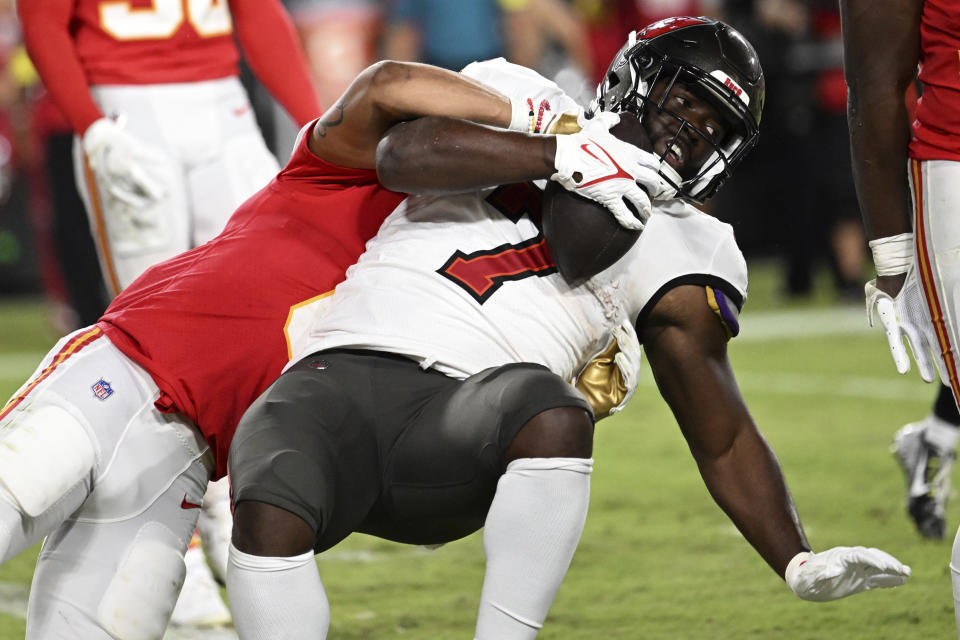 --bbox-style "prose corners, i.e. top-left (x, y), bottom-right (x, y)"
top-left (0, 261), bottom-right (952, 639)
